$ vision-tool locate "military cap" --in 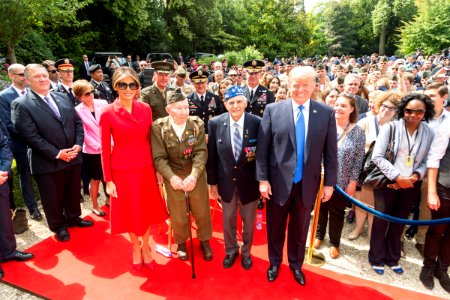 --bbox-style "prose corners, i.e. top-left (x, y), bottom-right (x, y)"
top-left (224, 85), bottom-right (245, 101)
top-left (359, 67), bottom-right (368, 73)
top-left (174, 66), bottom-right (187, 77)
top-left (315, 64), bottom-right (326, 71)
top-left (243, 60), bottom-right (264, 73)
top-left (378, 56), bottom-right (388, 63)
top-left (89, 64), bottom-right (102, 73)
top-left (228, 69), bottom-right (238, 76)
top-left (55, 58), bottom-right (75, 71)
top-left (422, 71), bottom-right (431, 79)
top-left (189, 69), bottom-right (208, 83)
top-left (166, 88), bottom-right (186, 105)
top-left (152, 61), bottom-right (174, 73)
